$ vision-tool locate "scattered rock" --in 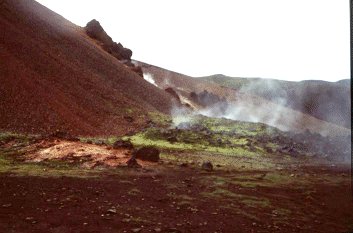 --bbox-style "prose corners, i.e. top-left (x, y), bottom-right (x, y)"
top-left (126, 157), bottom-right (142, 168)
top-left (107, 208), bottom-right (117, 214)
top-left (130, 65), bottom-right (143, 77)
top-left (133, 147), bottom-right (160, 162)
top-left (124, 116), bottom-right (134, 123)
top-left (167, 136), bottom-right (178, 143)
top-left (201, 161), bottom-right (213, 171)
top-left (113, 139), bottom-right (134, 149)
